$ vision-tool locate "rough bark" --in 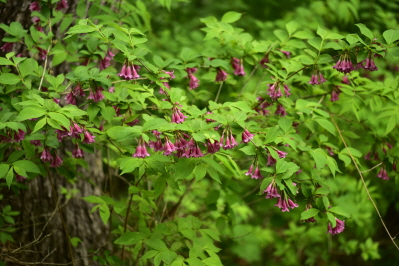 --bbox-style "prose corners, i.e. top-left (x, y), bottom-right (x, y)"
top-left (0, 1), bottom-right (110, 265)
